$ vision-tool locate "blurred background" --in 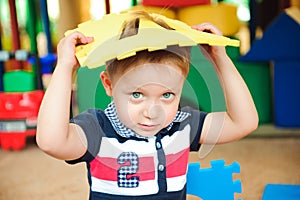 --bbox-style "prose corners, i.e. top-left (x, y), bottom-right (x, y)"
top-left (0, 0), bottom-right (299, 200)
